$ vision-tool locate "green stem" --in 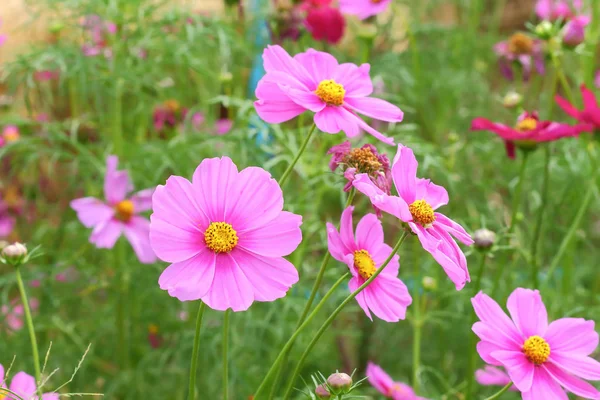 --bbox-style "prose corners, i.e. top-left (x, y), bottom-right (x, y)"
top-left (508, 151), bottom-right (530, 233)
top-left (188, 302), bottom-right (207, 400)
top-left (223, 309), bottom-right (231, 400)
top-left (412, 306), bottom-right (422, 394)
top-left (552, 55), bottom-right (576, 106)
top-left (282, 232), bottom-right (409, 399)
top-left (112, 79), bottom-right (125, 157)
top-left (530, 146), bottom-right (551, 288)
top-left (116, 241), bottom-right (130, 371)
top-left (15, 267), bottom-right (43, 398)
top-left (254, 273), bottom-right (350, 398)
top-left (483, 383), bottom-right (513, 400)
top-left (279, 123), bottom-right (317, 187)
